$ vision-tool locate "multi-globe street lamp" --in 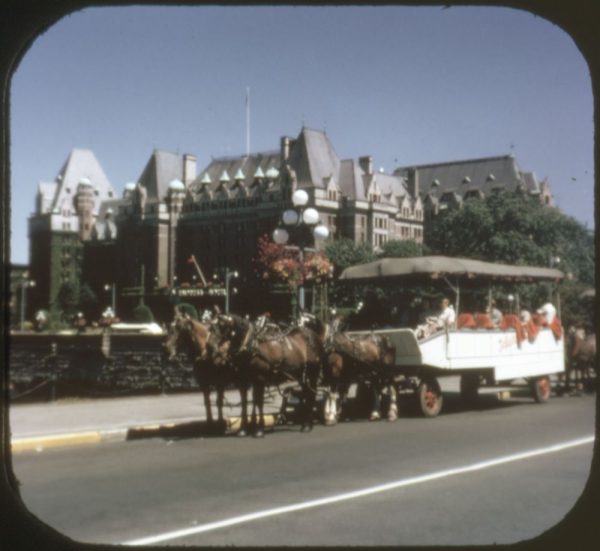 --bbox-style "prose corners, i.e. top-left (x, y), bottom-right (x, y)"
top-left (19, 276), bottom-right (36, 331)
top-left (272, 188), bottom-right (329, 311)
